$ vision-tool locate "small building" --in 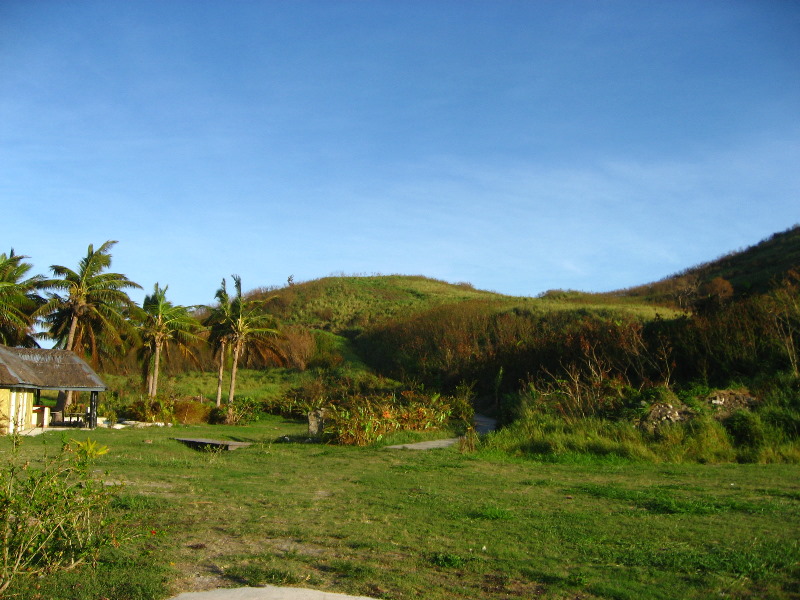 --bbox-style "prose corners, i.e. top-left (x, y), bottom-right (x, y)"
top-left (0, 345), bottom-right (106, 434)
